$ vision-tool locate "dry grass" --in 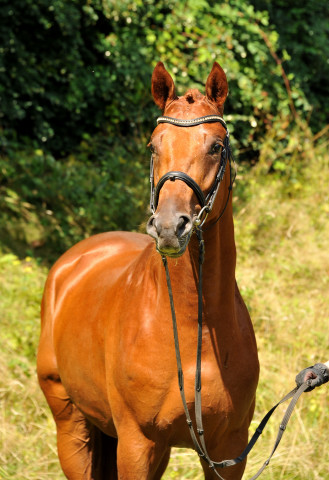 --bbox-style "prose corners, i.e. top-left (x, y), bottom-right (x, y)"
top-left (235, 137), bottom-right (329, 479)
top-left (0, 135), bottom-right (328, 479)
